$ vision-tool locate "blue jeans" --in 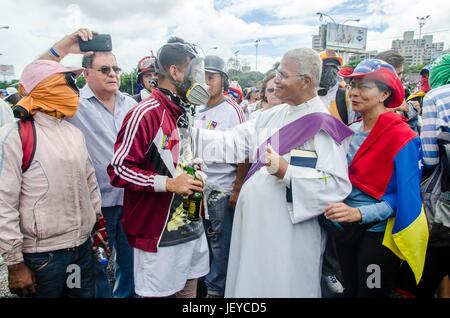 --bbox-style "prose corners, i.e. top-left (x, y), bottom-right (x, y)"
top-left (23, 239), bottom-right (94, 298)
top-left (203, 192), bottom-right (234, 297)
top-left (95, 206), bottom-right (135, 298)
